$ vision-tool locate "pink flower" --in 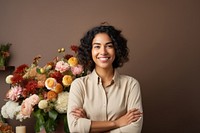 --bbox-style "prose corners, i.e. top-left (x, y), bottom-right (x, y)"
top-left (55, 61), bottom-right (70, 73)
top-left (20, 94), bottom-right (39, 117)
top-left (29, 94), bottom-right (40, 105)
top-left (6, 86), bottom-right (22, 101)
top-left (20, 99), bottom-right (33, 117)
top-left (71, 65), bottom-right (83, 75)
